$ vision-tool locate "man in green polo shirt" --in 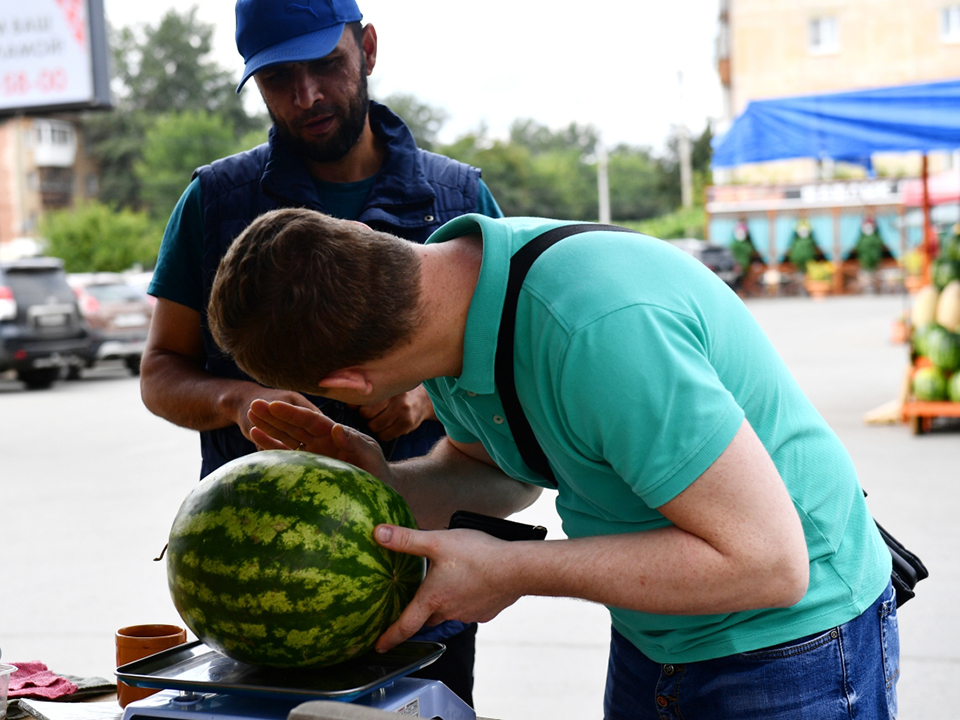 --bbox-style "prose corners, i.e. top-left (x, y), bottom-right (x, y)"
top-left (206, 208), bottom-right (898, 720)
